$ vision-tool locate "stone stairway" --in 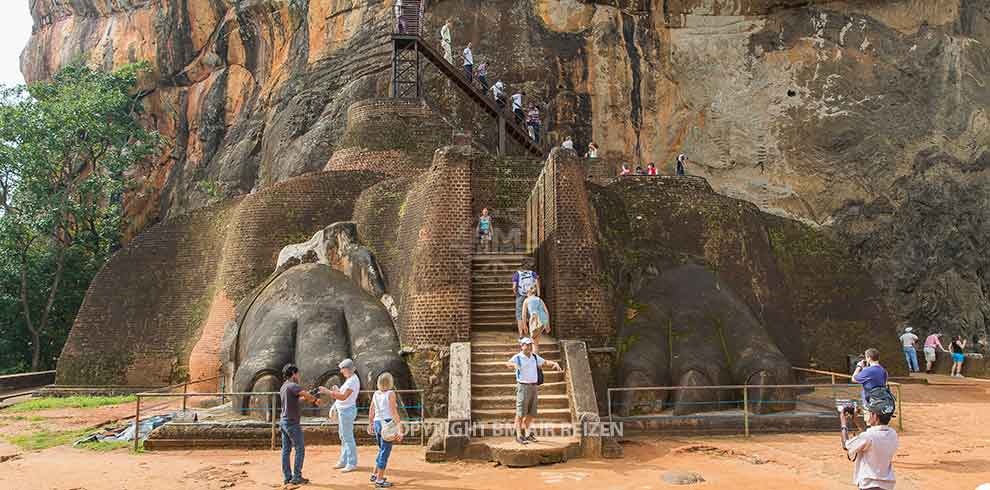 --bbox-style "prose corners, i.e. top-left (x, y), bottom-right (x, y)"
top-left (470, 254), bottom-right (526, 332)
